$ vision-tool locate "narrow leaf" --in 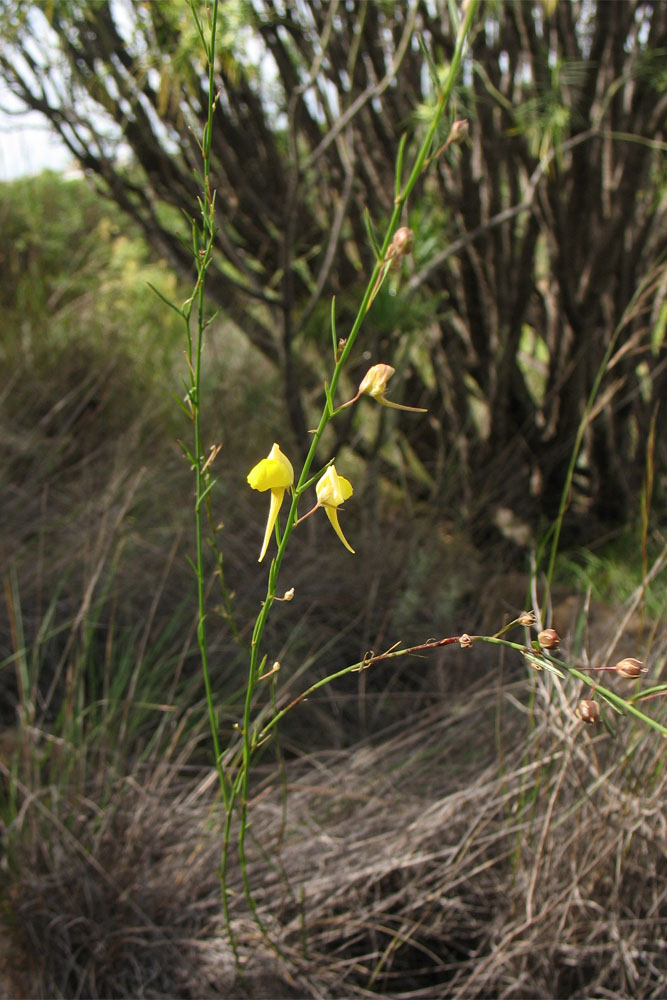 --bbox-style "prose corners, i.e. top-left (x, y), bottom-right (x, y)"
top-left (196, 477), bottom-right (219, 510)
top-left (394, 133), bottom-right (408, 199)
top-left (203, 307), bottom-right (221, 328)
top-left (419, 35), bottom-right (441, 94)
top-left (523, 650), bottom-right (565, 678)
top-left (364, 206), bottom-right (382, 261)
top-left (630, 684), bottom-right (667, 702)
top-left (330, 295), bottom-right (338, 358)
top-left (446, 0), bottom-right (460, 34)
top-left (177, 439), bottom-right (196, 466)
top-left (171, 391), bottom-right (194, 419)
top-left (602, 711), bottom-right (617, 739)
top-left (324, 380), bottom-right (334, 417)
top-left (147, 282), bottom-right (184, 316)
top-left (597, 690), bottom-right (624, 715)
